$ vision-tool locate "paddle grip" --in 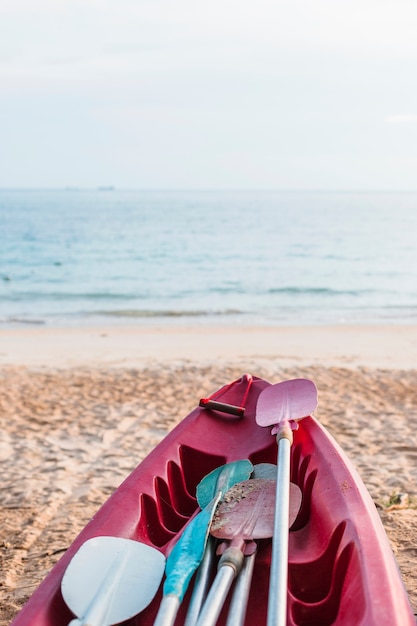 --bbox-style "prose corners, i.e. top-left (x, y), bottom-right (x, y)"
top-left (199, 399), bottom-right (245, 417)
